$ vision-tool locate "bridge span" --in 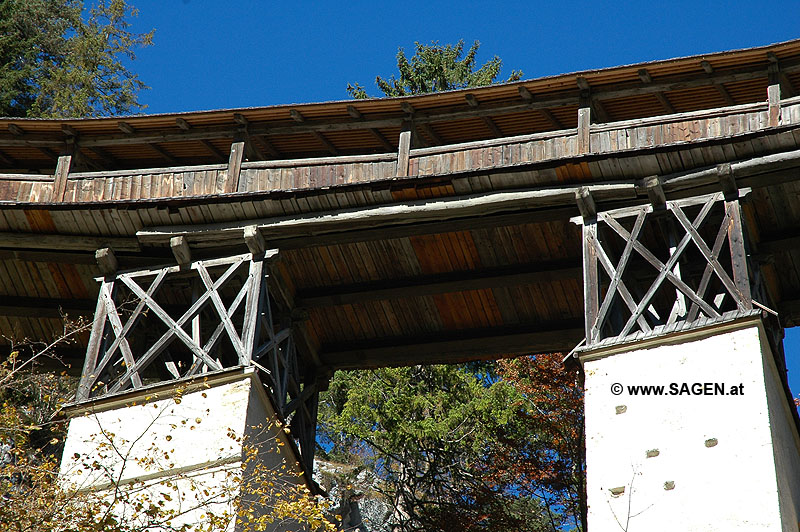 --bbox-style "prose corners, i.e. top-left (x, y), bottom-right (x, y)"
top-left (4, 39), bottom-right (800, 529)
